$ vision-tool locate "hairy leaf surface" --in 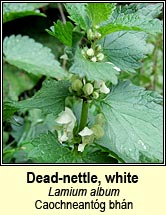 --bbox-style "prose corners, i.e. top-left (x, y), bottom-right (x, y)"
top-left (18, 80), bottom-right (70, 116)
top-left (23, 132), bottom-right (117, 163)
top-left (86, 3), bottom-right (115, 26)
top-left (100, 31), bottom-right (149, 72)
top-left (99, 81), bottom-right (163, 163)
top-left (65, 3), bottom-right (90, 30)
top-left (3, 35), bottom-right (65, 79)
top-left (3, 3), bottom-right (47, 23)
top-left (99, 3), bottom-right (163, 36)
top-left (46, 21), bottom-right (74, 47)
top-left (70, 49), bottom-right (119, 84)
